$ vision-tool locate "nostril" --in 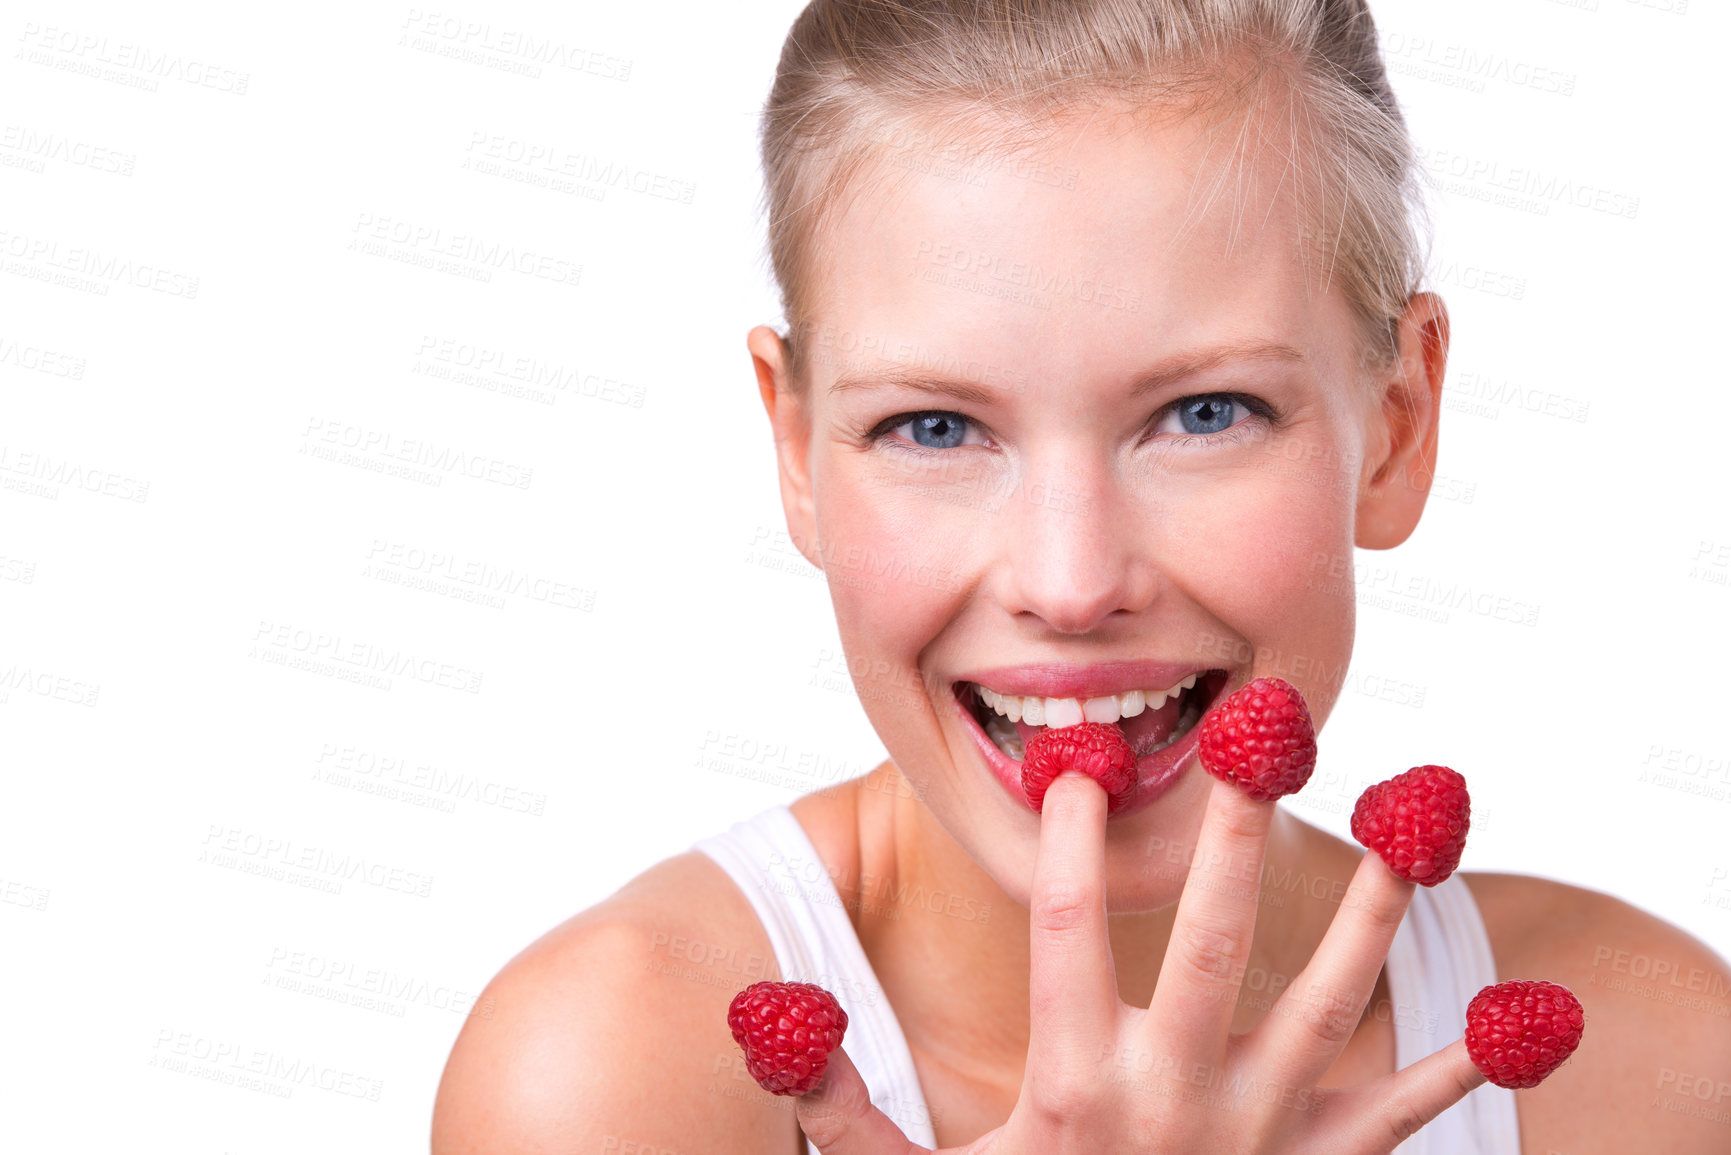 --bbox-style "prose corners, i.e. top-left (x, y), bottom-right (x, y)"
top-left (998, 560), bottom-right (1161, 637)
